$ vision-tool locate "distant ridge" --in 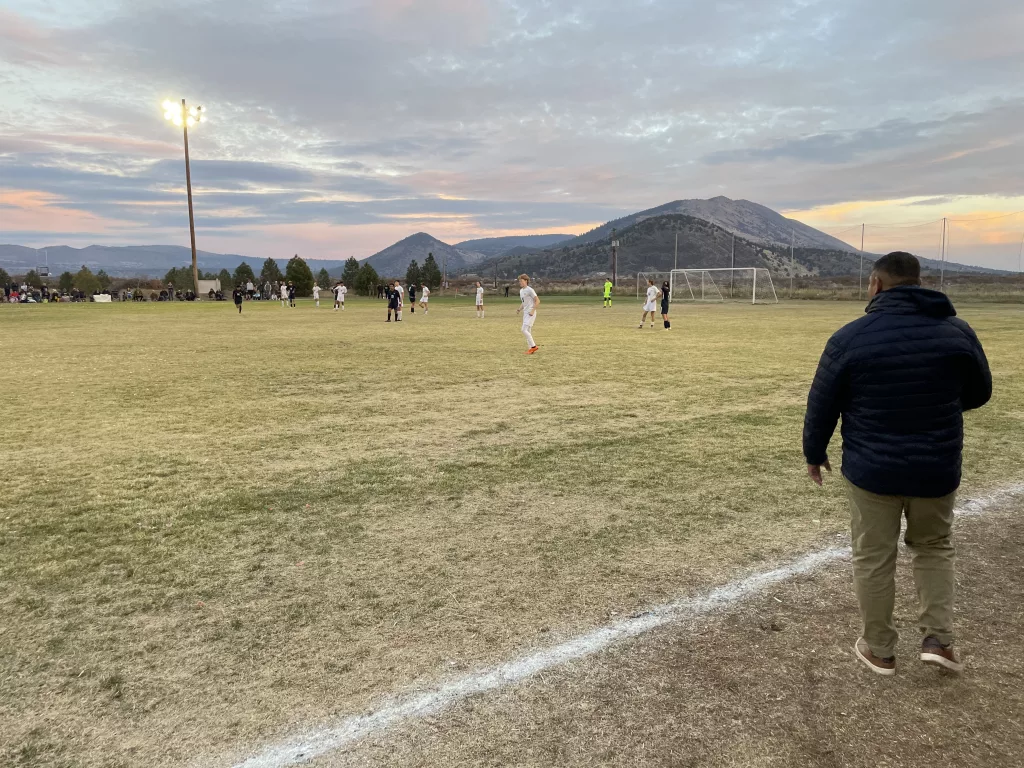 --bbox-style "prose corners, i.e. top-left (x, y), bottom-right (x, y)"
top-left (454, 234), bottom-right (574, 257)
top-left (362, 232), bottom-right (485, 277)
top-left (0, 244), bottom-right (346, 278)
